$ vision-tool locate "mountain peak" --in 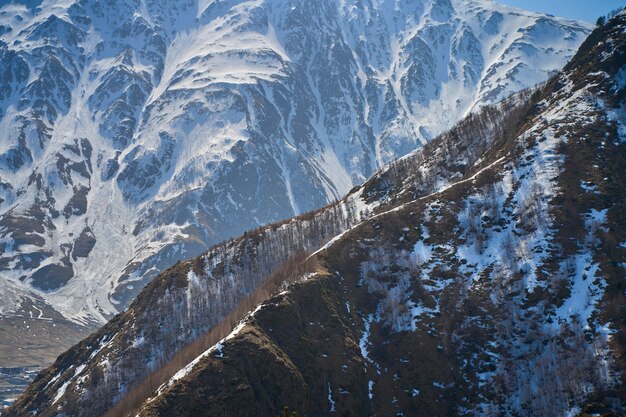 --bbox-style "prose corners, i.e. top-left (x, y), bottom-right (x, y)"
top-left (0, 0), bottom-right (596, 406)
top-left (5, 9), bottom-right (624, 417)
